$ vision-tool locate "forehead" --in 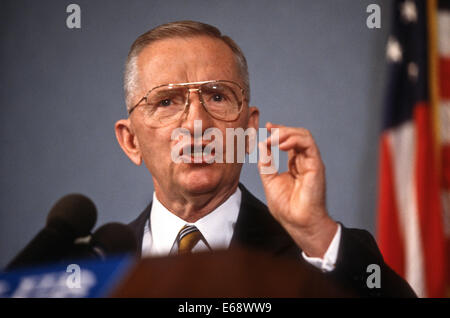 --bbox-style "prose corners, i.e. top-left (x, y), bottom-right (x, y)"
top-left (136, 36), bottom-right (241, 89)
